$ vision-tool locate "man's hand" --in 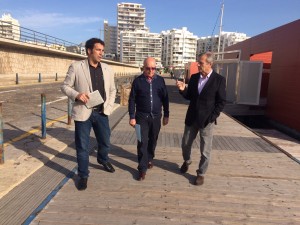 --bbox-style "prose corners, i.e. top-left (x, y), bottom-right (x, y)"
top-left (176, 79), bottom-right (185, 91)
top-left (129, 118), bottom-right (136, 127)
top-left (76, 93), bottom-right (89, 103)
top-left (162, 117), bottom-right (169, 126)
